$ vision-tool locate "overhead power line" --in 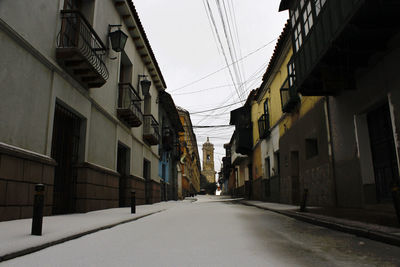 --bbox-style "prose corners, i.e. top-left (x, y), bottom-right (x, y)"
top-left (192, 125), bottom-right (233, 128)
top-left (189, 100), bottom-right (244, 114)
top-left (205, 0), bottom-right (242, 100)
top-left (170, 37), bottom-right (277, 93)
top-left (173, 75), bottom-right (262, 96)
